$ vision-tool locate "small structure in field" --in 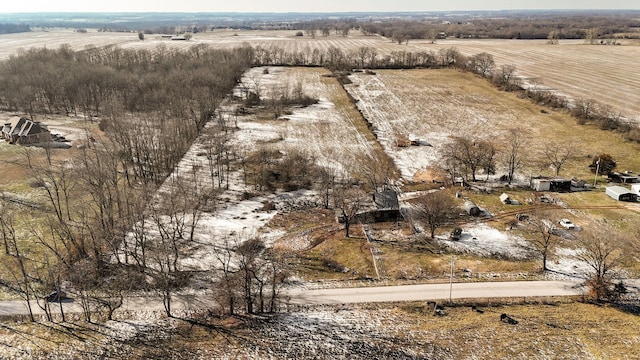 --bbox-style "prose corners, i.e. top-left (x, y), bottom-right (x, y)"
top-left (373, 190), bottom-right (399, 210)
top-left (464, 200), bottom-right (480, 216)
top-left (530, 177), bottom-right (572, 192)
top-left (605, 186), bottom-right (638, 202)
top-left (1, 117), bottom-right (51, 145)
top-left (340, 190), bottom-right (401, 224)
top-left (608, 172), bottom-right (640, 184)
top-left (499, 193), bottom-right (520, 205)
top-left (449, 227), bottom-right (462, 240)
